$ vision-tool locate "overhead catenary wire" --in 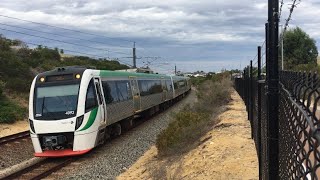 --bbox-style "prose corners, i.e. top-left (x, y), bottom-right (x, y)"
top-left (0, 14), bottom-right (134, 43)
top-left (0, 27), bottom-right (131, 56)
top-left (0, 23), bottom-right (131, 49)
top-left (26, 42), bottom-right (103, 59)
top-left (24, 42), bottom-right (133, 67)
